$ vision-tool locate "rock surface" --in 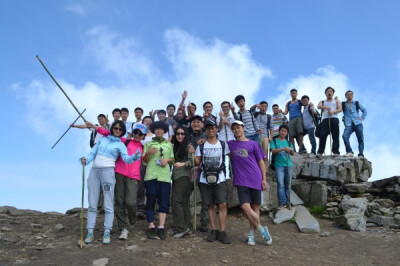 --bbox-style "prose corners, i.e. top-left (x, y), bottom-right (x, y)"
top-left (273, 208), bottom-right (295, 224)
top-left (294, 205), bottom-right (320, 233)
